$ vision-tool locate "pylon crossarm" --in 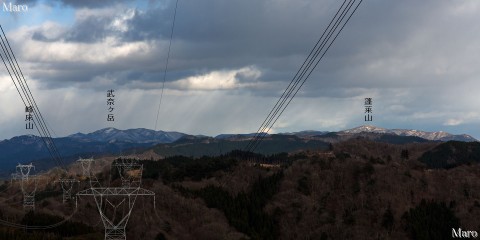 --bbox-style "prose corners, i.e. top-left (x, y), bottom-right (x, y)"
top-left (55, 179), bottom-right (79, 191)
top-left (55, 179), bottom-right (79, 183)
top-left (16, 163), bottom-right (35, 180)
top-left (77, 187), bottom-right (155, 196)
top-left (112, 158), bottom-right (140, 167)
top-left (77, 158), bottom-right (94, 163)
top-left (55, 179), bottom-right (80, 203)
